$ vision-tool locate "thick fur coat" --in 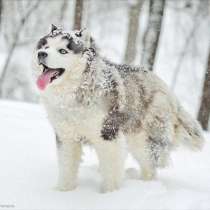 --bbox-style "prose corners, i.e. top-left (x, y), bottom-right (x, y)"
top-left (32, 25), bottom-right (204, 193)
